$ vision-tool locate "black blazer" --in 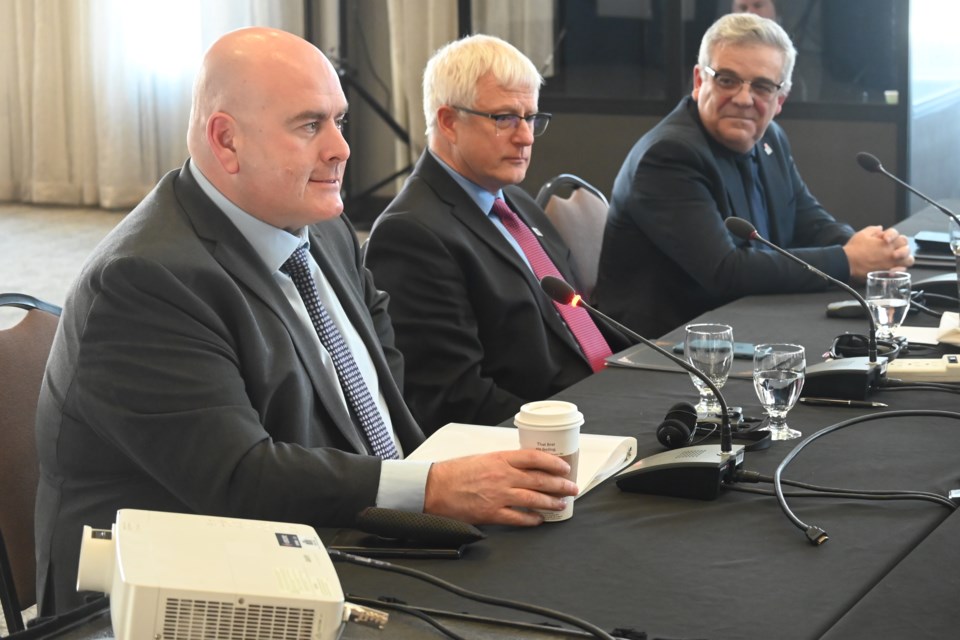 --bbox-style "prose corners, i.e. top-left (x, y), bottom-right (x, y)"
top-left (365, 151), bottom-right (627, 435)
top-left (35, 163), bottom-right (423, 614)
top-left (594, 97), bottom-right (854, 338)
